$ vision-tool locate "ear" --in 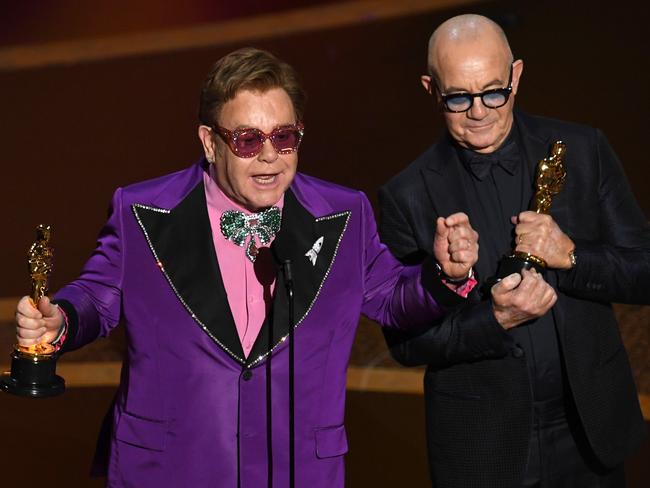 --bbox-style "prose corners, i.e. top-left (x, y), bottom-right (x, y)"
top-left (197, 125), bottom-right (216, 162)
top-left (420, 75), bottom-right (433, 94)
top-left (421, 74), bottom-right (443, 107)
top-left (511, 59), bottom-right (524, 95)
